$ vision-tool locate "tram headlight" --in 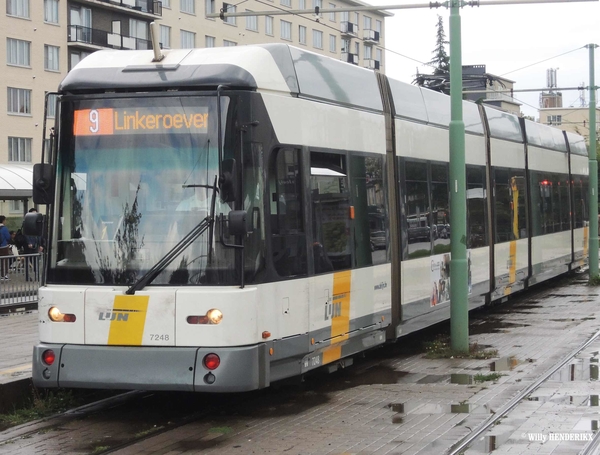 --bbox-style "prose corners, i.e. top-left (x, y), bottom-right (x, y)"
top-left (48, 306), bottom-right (76, 323)
top-left (206, 309), bottom-right (223, 324)
top-left (187, 309), bottom-right (223, 325)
